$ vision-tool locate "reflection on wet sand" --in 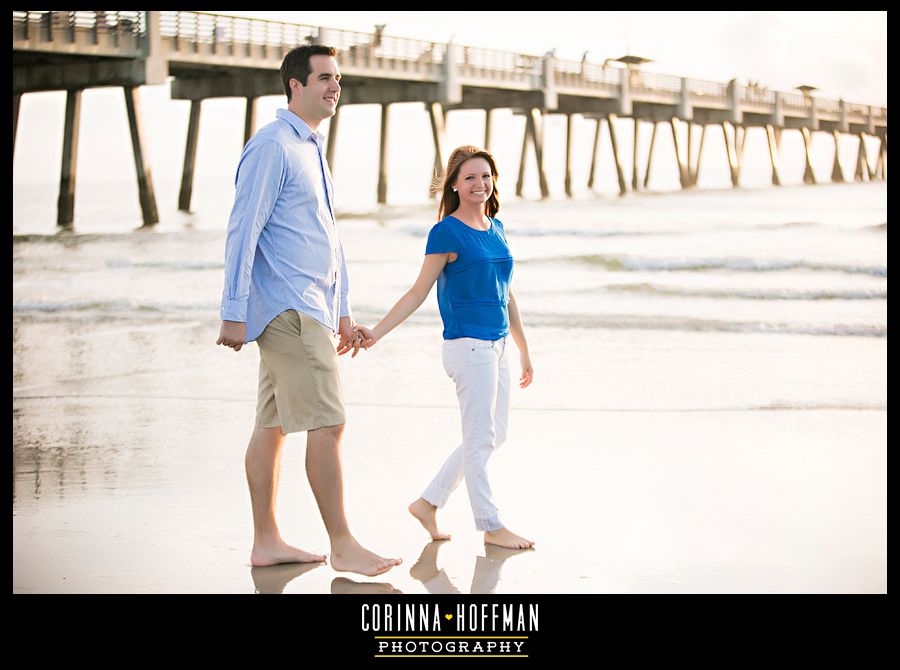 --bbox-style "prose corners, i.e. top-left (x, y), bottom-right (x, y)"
top-left (331, 577), bottom-right (402, 595)
top-left (409, 540), bottom-right (534, 595)
top-left (251, 561), bottom-right (324, 594)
